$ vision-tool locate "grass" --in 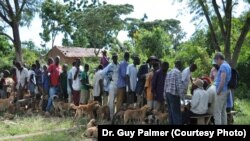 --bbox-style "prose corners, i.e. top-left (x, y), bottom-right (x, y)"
top-left (0, 115), bottom-right (72, 138)
top-left (234, 99), bottom-right (250, 125)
